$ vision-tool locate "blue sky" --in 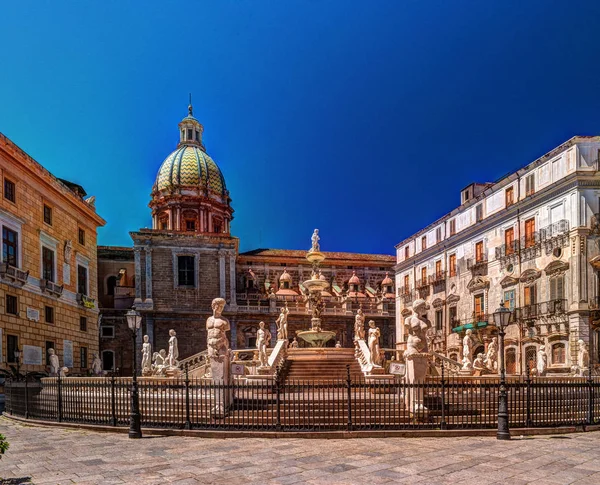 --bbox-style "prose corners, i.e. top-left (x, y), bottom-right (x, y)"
top-left (1, 1), bottom-right (599, 254)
